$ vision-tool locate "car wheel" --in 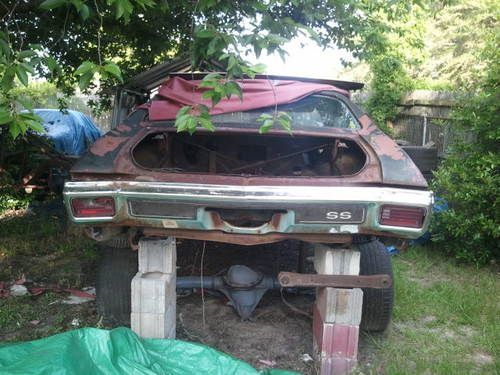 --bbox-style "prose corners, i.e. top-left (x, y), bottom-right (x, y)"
top-left (96, 246), bottom-right (137, 325)
top-left (355, 239), bottom-right (394, 332)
